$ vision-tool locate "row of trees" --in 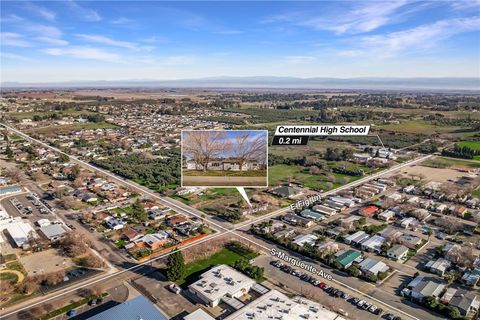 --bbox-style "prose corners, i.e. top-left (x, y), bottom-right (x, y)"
top-left (442, 145), bottom-right (479, 160)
